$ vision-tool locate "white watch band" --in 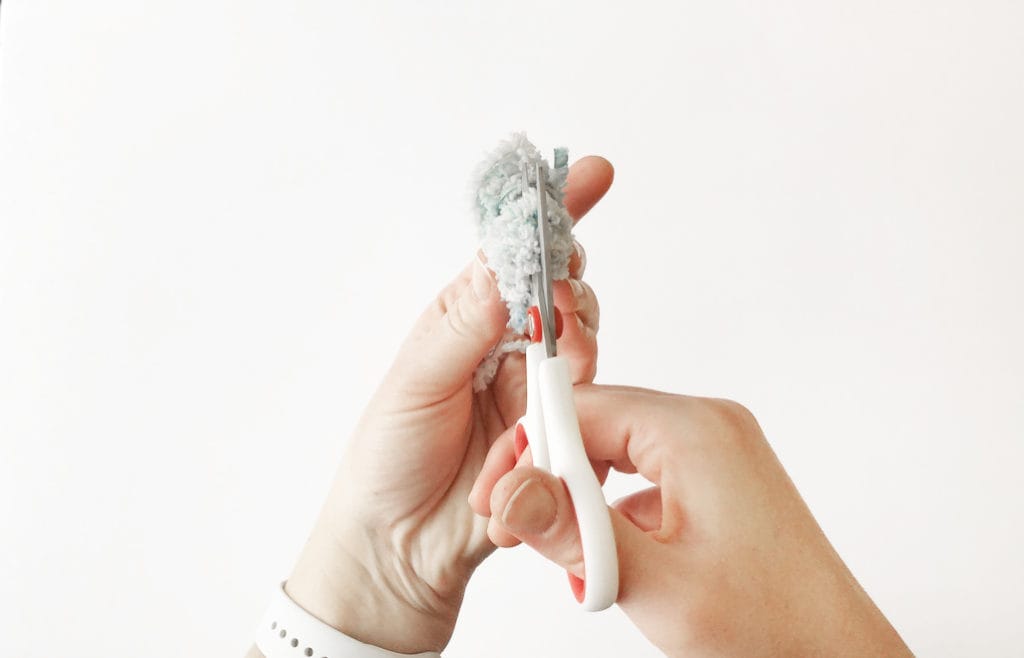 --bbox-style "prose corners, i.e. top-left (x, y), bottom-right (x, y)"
top-left (255, 582), bottom-right (442, 658)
